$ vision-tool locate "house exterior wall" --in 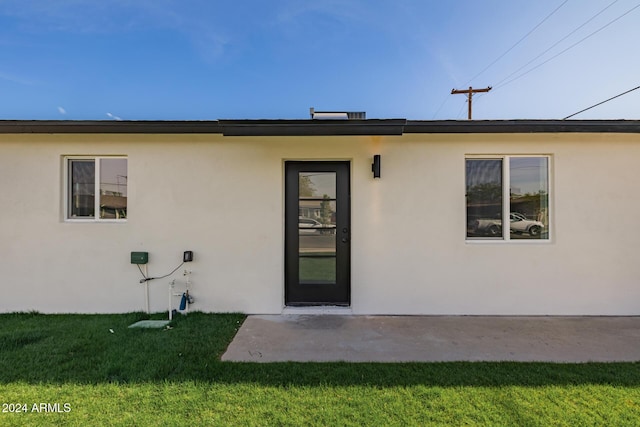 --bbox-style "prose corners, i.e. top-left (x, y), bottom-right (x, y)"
top-left (1, 131), bottom-right (638, 315)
